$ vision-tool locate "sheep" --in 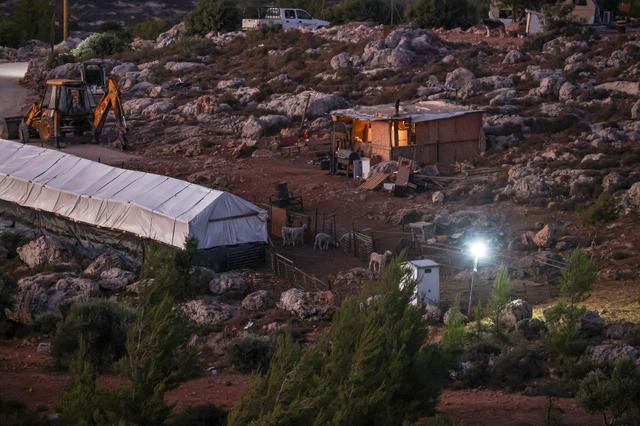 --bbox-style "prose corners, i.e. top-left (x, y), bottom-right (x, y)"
top-left (313, 233), bottom-right (334, 251)
top-left (281, 223), bottom-right (307, 247)
top-left (369, 250), bottom-right (392, 273)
